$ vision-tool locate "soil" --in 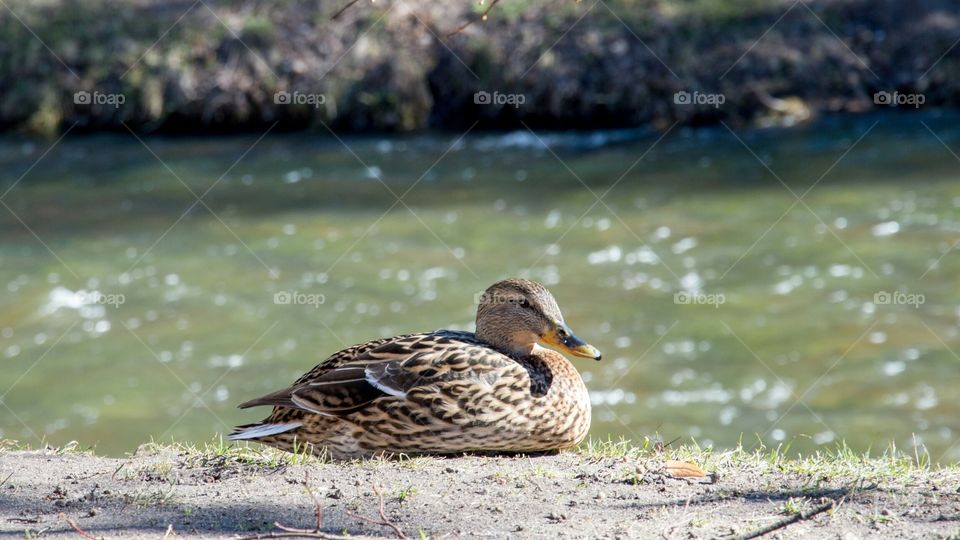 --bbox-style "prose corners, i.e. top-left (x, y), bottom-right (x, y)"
top-left (2, 447), bottom-right (959, 539)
